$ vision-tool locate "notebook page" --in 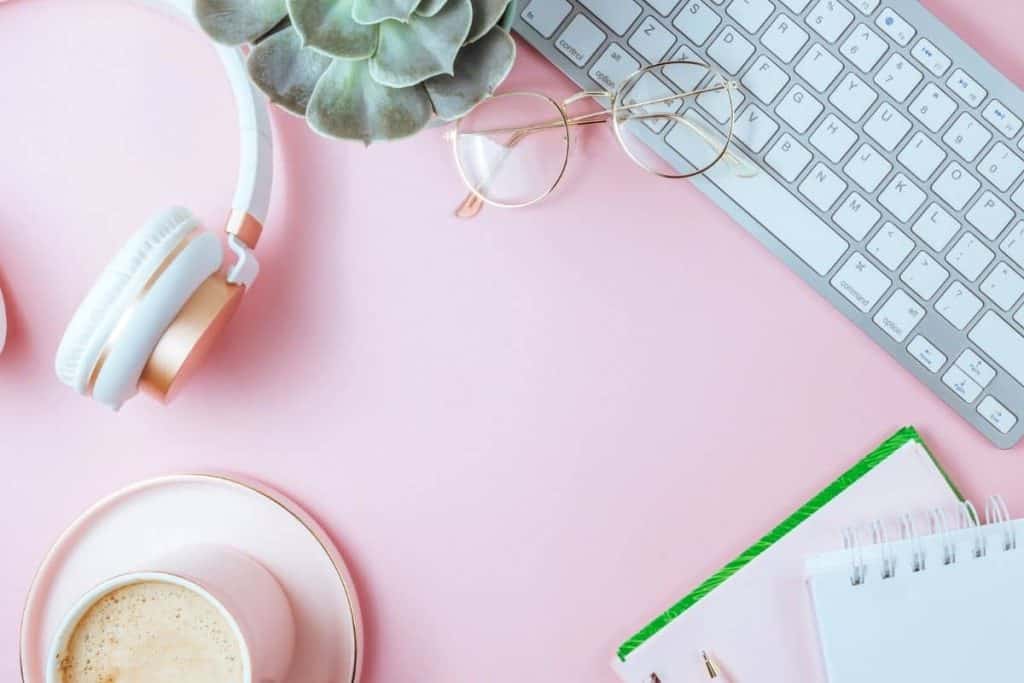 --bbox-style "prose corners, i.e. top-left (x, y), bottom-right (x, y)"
top-left (613, 438), bottom-right (961, 683)
top-left (807, 520), bottom-right (1024, 683)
